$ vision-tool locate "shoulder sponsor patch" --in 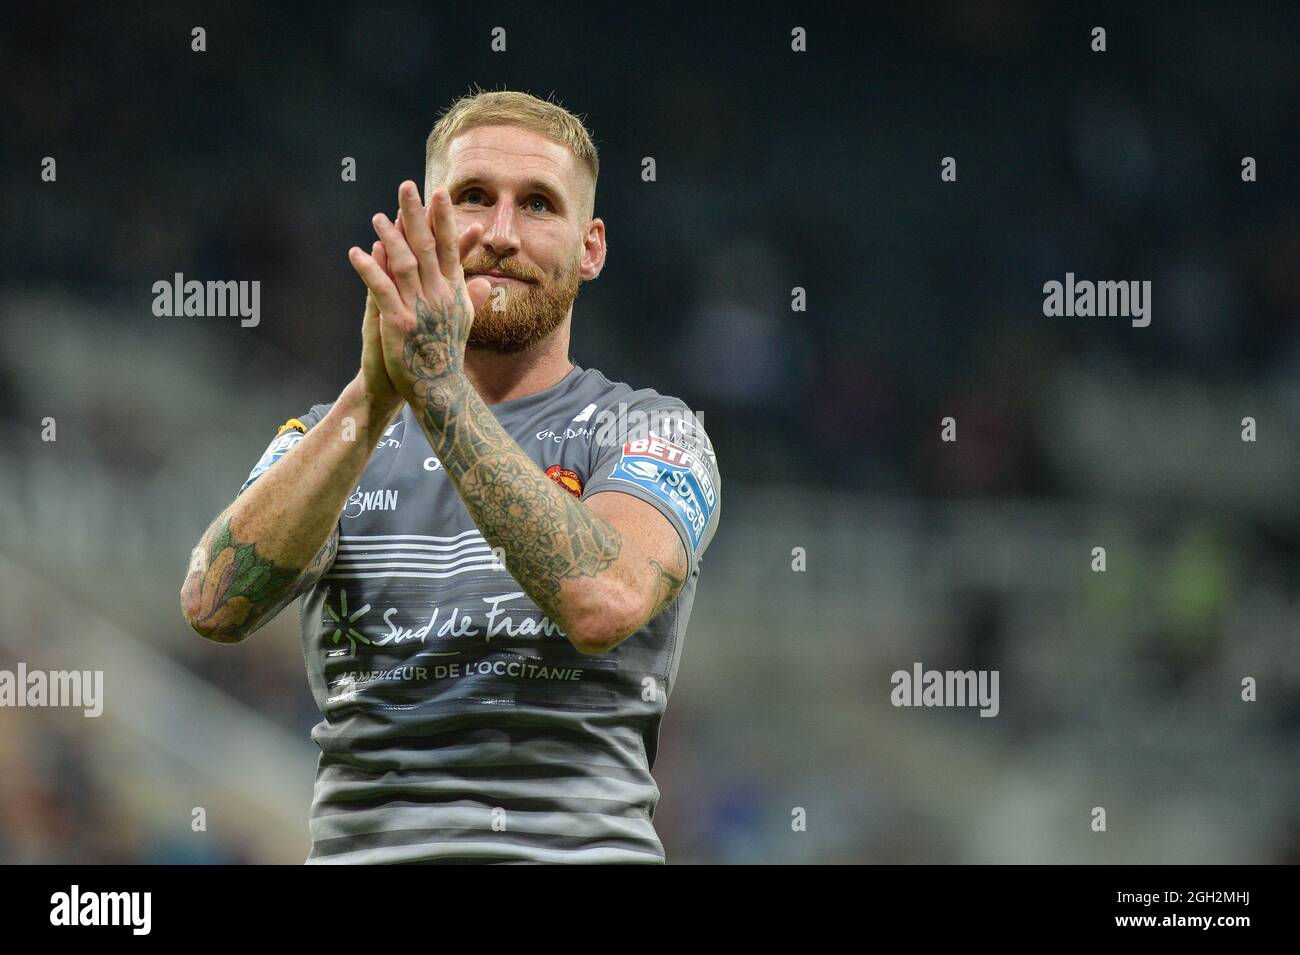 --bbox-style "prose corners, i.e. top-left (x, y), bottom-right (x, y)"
top-left (607, 434), bottom-right (716, 550)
